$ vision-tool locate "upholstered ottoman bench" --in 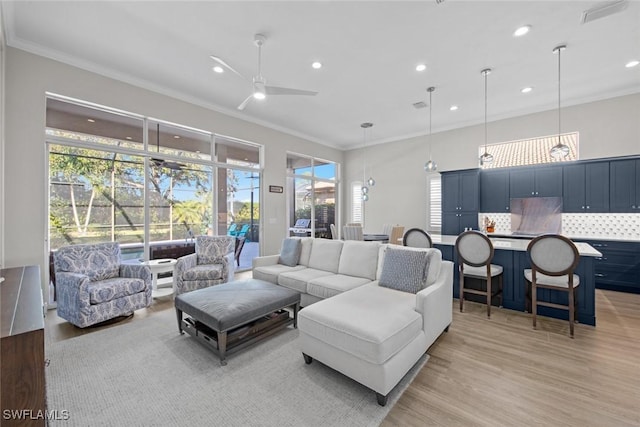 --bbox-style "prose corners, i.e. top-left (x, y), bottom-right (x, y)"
top-left (175, 278), bottom-right (300, 365)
